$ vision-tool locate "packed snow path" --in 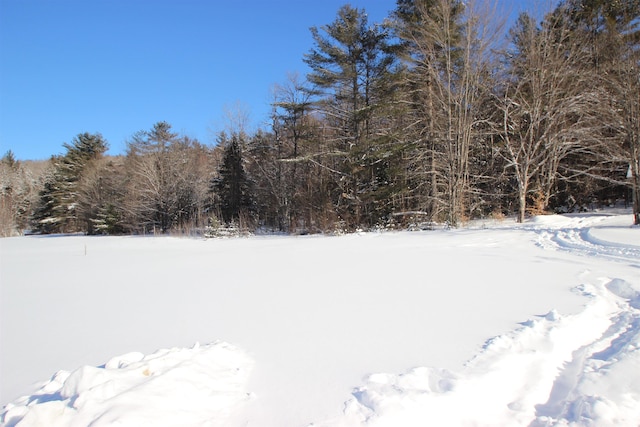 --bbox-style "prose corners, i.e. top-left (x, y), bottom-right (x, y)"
top-left (530, 214), bottom-right (640, 264)
top-left (320, 278), bottom-right (640, 426)
top-left (1, 211), bottom-right (639, 426)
